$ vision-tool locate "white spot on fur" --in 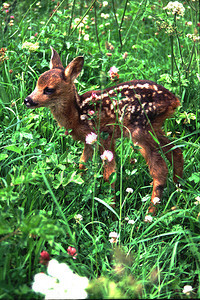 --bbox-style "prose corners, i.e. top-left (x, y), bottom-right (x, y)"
top-left (80, 115), bottom-right (87, 120)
